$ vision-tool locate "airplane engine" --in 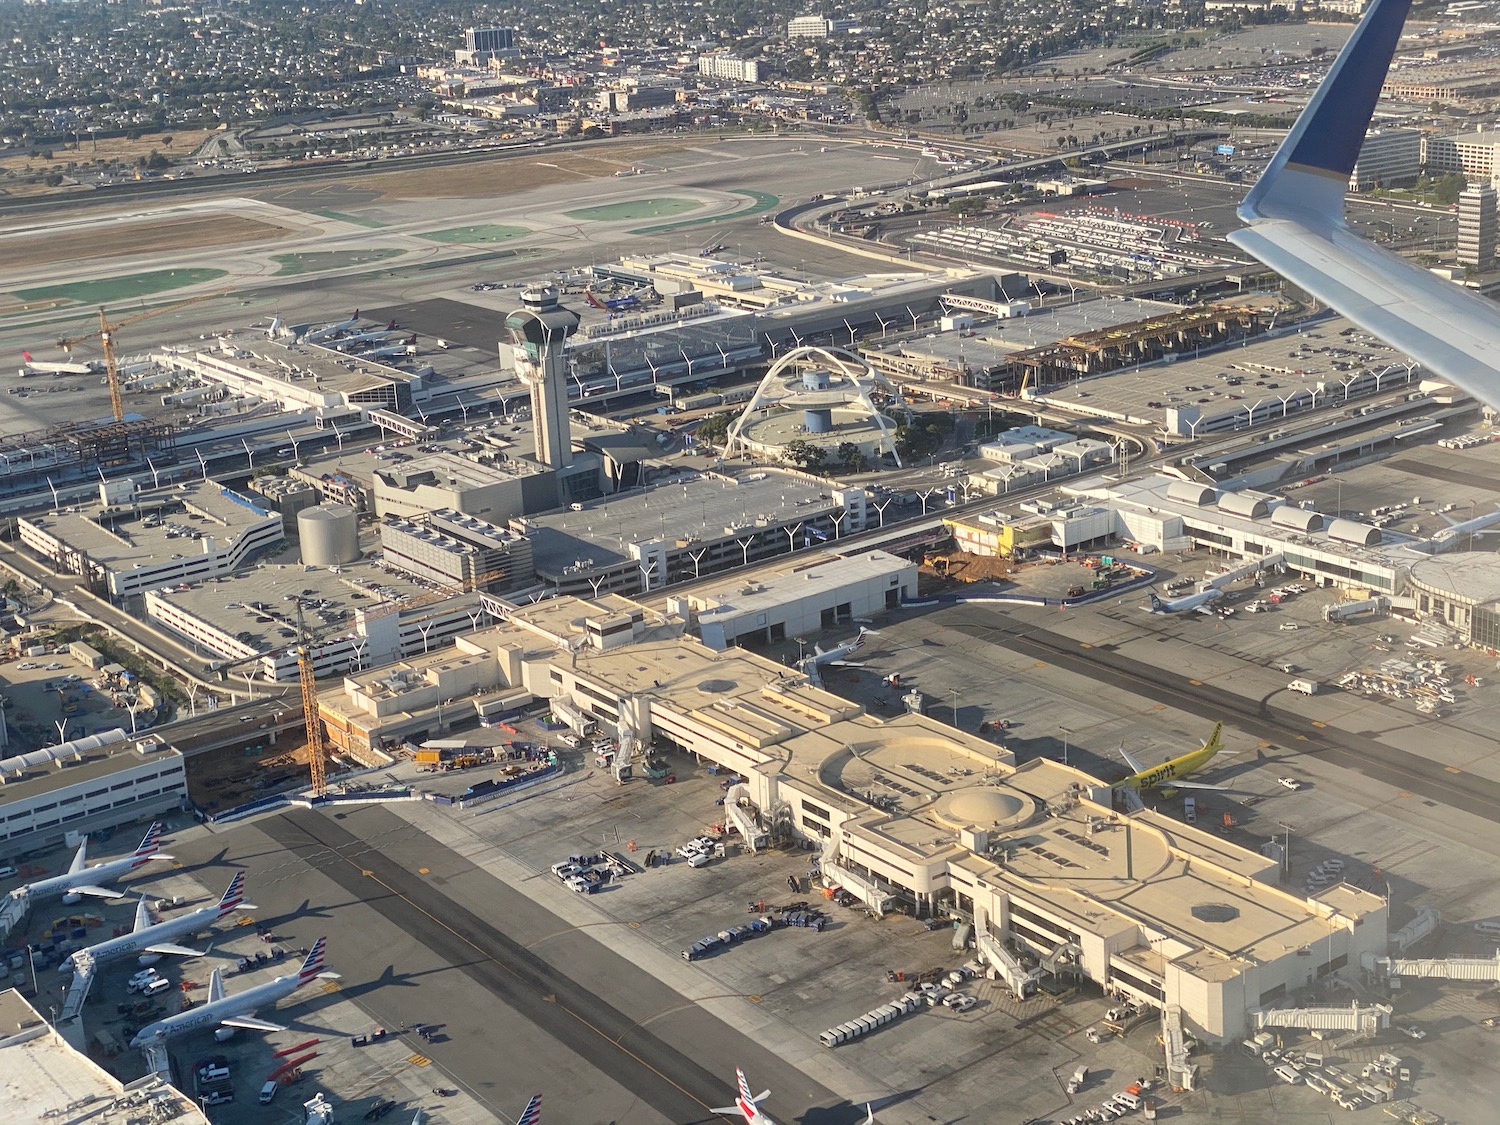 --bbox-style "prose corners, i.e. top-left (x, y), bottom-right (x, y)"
top-left (213, 1026), bottom-right (237, 1042)
top-left (62, 891), bottom-right (82, 905)
top-left (138, 952), bottom-right (162, 966)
